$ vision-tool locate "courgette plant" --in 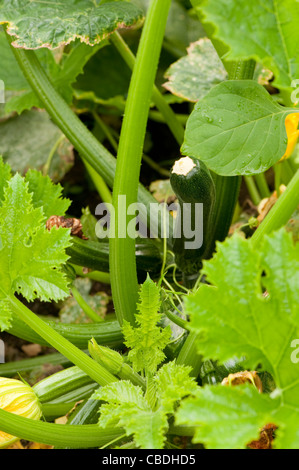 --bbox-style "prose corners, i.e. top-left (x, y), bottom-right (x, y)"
top-left (0, 0), bottom-right (298, 449)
